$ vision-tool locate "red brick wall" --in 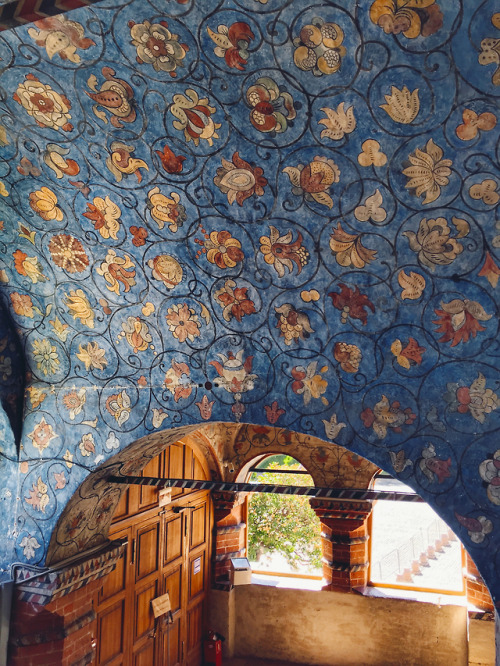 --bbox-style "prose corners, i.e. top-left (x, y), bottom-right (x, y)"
top-left (9, 580), bottom-right (99, 666)
top-left (465, 553), bottom-right (493, 611)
